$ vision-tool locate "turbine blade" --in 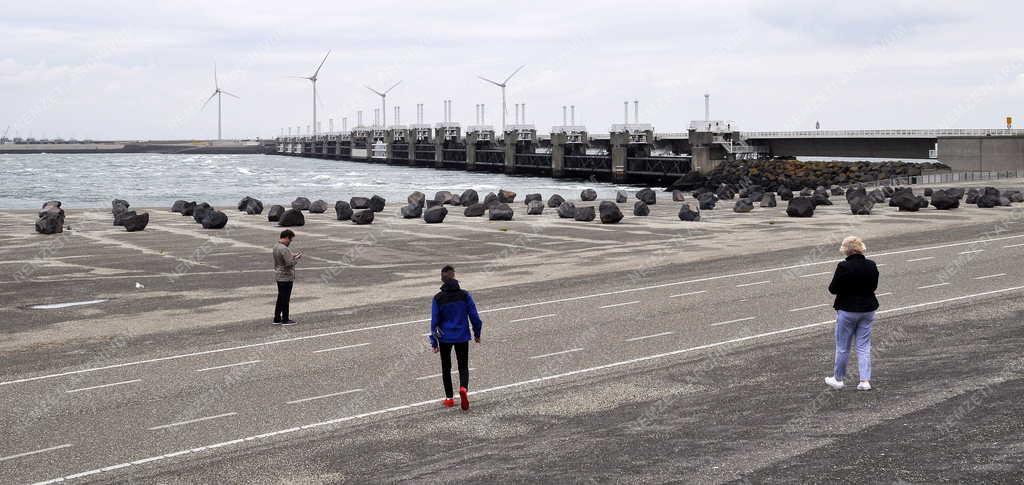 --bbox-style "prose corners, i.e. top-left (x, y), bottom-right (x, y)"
top-left (221, 89), bottom-right (240, 99)
top-left (312, 50), bottom-right (331, 77)
top-left (365, 85), bottom-right (384, 96)
top-left (201, 91), bottom-right (218, 109)
top-left (503, 64), bottom-right (525, 84)
top-left (384, 80), bottom-right (402, 94)
top-left (477, 75), bottom-right (502, 87)
top-left (214, 63), bottom-right (219, 89)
